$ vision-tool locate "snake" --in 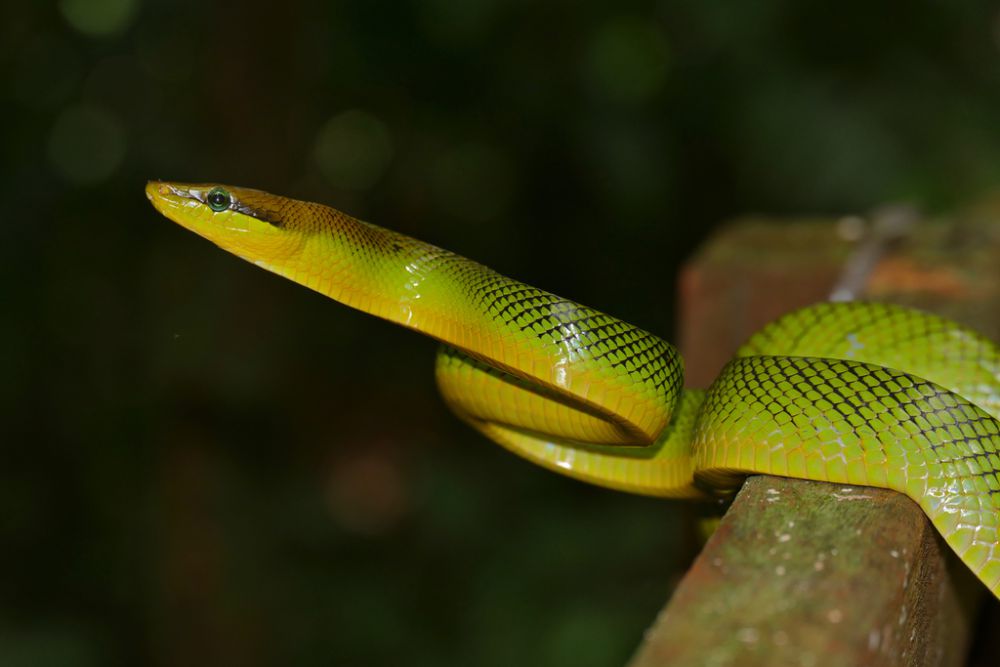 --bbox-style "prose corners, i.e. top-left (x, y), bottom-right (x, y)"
top-left (147, 180), bottom-right (1000, 599)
